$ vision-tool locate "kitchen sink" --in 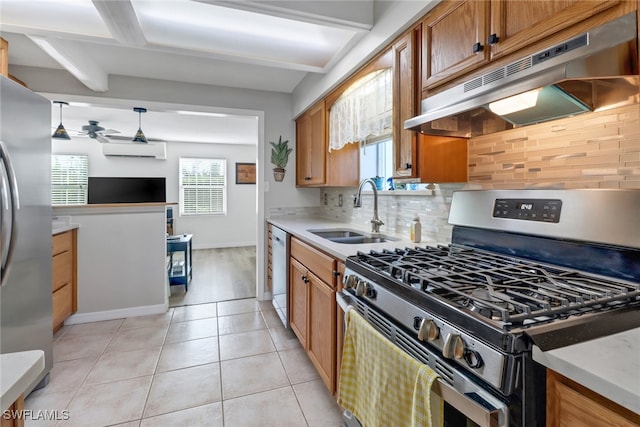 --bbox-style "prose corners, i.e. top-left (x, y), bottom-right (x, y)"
top-left (308, 230), bottom-right (365, 239)
top-left (307, 228), bottom-right (398, 244)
